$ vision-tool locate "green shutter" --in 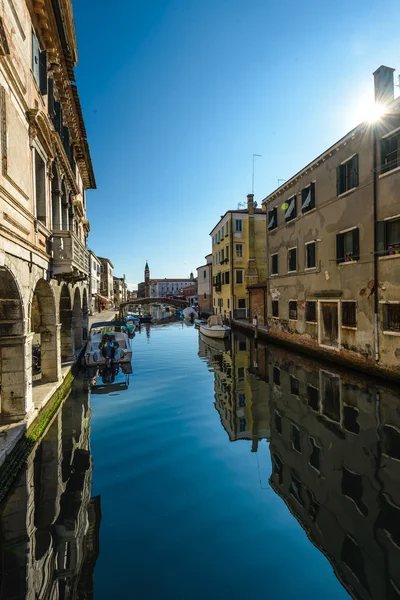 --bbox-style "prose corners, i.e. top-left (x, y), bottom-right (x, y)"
top-left (39, 50), bottom-right (47, 95)
top-left (352, 228), bottom-right (360, 260)
top-left (336, 233), bottom-right (344, 262)
top-left (32, 32), bottom-right (40, 84)
top-left (336, 165), bottom-right (341, 196)
top-left (310, 182), bottom-right (315, 209)
top-left (376, 221), bottom-right (386, 256)
top-left (352, 154), bottom-right (359, 188)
